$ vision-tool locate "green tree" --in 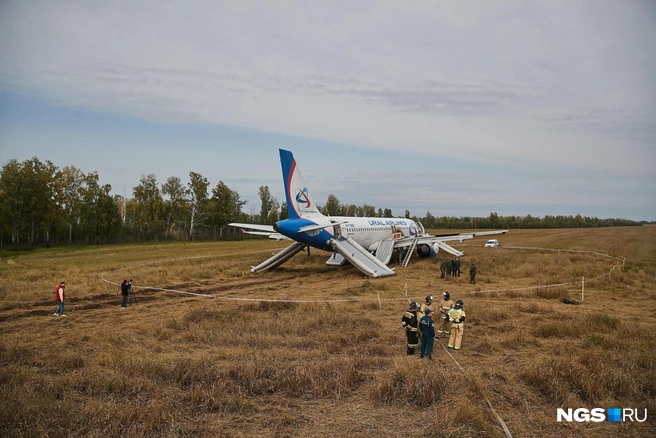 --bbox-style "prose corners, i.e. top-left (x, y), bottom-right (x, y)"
top-left (121, 198), bottom-right (140, 239)
top-left (362, 204), bottom-right (376, 217)
top-left (258, 186), bottom-right (274, 224)
top-left (279, 201), bottom-right (288, 220)
top-left (162, 176), bottom-right (187, 239)
top-left (56, 165), bottom-right (85, 244)
top-left (424, 211), bottom-right (435, 228)
top-left (78, 172), bottom-right (120, 243)
top-left (186, 172), bottom-right (210, 239)
top-left (0, 158), bottom-right (58, 245)
top-left (209, 181), bottom-right (246, 237)
top-left (267, 198), bottom-right (280, 224)
top-left (323, 194), bottom-right (341, 216)
top-left (0, 160), bottom-right (24, 243)
top-left (133, 174), bottom-right (165, 241)
top-left (489, 212), bottom-right (499, 228)
top-left (343, 204), bottom-right (357, 216)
